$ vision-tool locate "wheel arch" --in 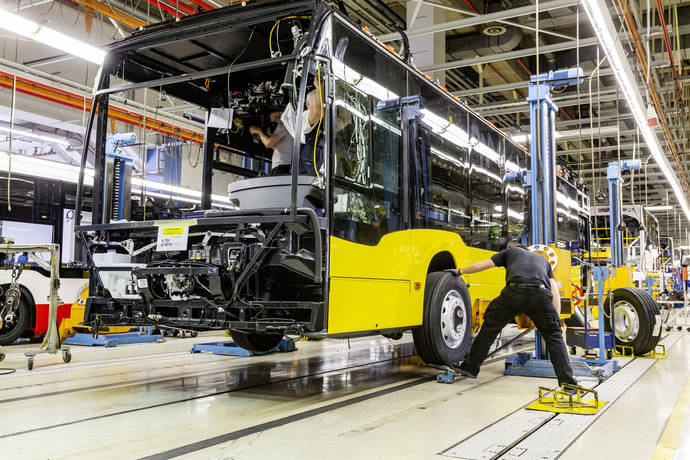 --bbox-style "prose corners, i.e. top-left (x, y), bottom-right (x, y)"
top-left (427, 251), bottom-right (456, 274)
